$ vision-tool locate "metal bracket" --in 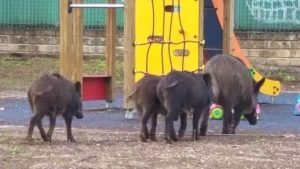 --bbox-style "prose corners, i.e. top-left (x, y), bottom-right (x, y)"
top-left (68, 0), bottom-right (73, 13)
